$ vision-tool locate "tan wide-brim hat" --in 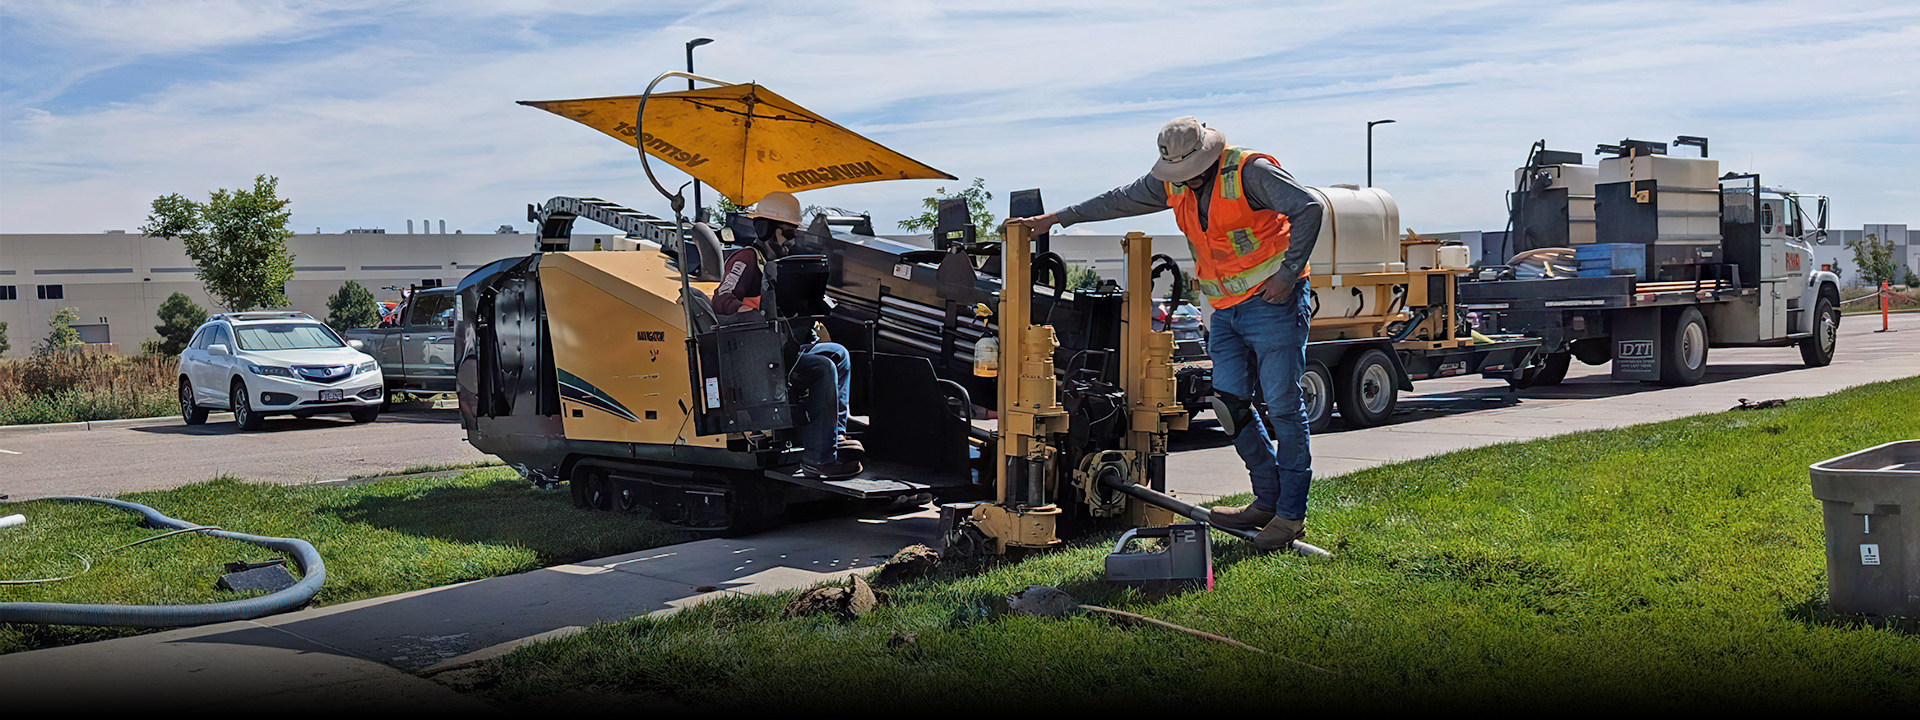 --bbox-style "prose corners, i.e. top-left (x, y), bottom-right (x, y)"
top-left (1149, 116), bottom-right (1226, 182)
